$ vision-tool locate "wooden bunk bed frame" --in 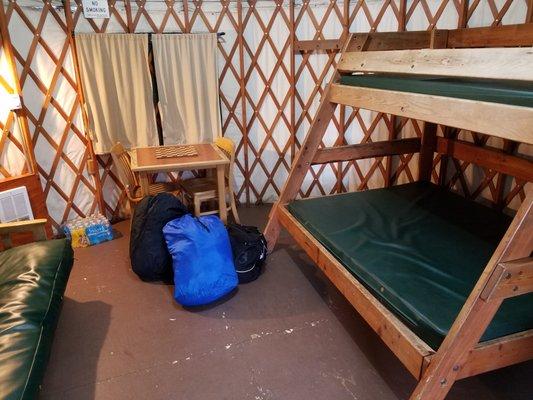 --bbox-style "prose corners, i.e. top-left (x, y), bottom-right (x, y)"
top-left (264, 23), bottom-right (533, 400)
